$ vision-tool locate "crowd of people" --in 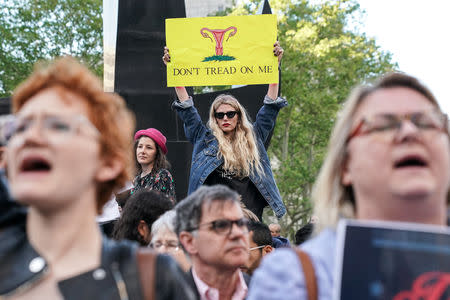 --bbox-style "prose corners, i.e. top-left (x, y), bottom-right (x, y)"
top-left (0, 40), bottom-right (449, 300)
